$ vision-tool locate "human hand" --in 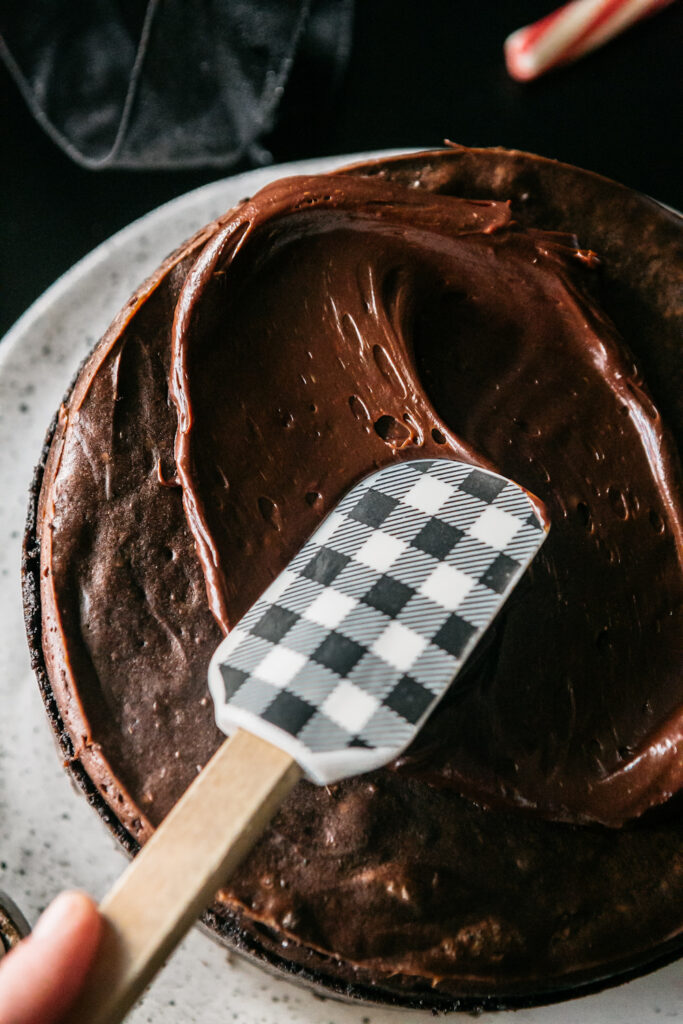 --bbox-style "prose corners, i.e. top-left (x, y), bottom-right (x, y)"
top-left (0, 891), bottom-right (101, 1024)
